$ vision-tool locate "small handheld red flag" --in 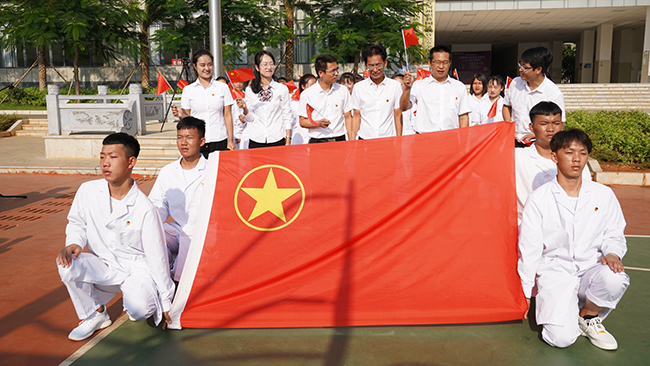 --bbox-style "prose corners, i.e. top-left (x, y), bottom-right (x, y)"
top-left (285, 80), bottom-right (298, 93)
top-left (228, 82), bottom-right (245, 100)
top-left (291, 89), bottom-right (301, 101)
top-left (506, 76), bottom-right (513, 89)
top-left (306, 104), bottom-right (320, 126)
top-left (453, 69), bottom-right (459, 79)
top-left (487, 100), bottom-right (498, 119)
top-left (402, 28), bottom-right (419, 48)
top-left (363, 70), bottom-right (370, 79)
top-left (156, 73), bottom-right (170, 95)
top-left (415, 68), bottom-right (431, 81)
top-left (177, 79), bottom-right (189, 90)
top-left (227, 68), bottom-right (256, 83)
